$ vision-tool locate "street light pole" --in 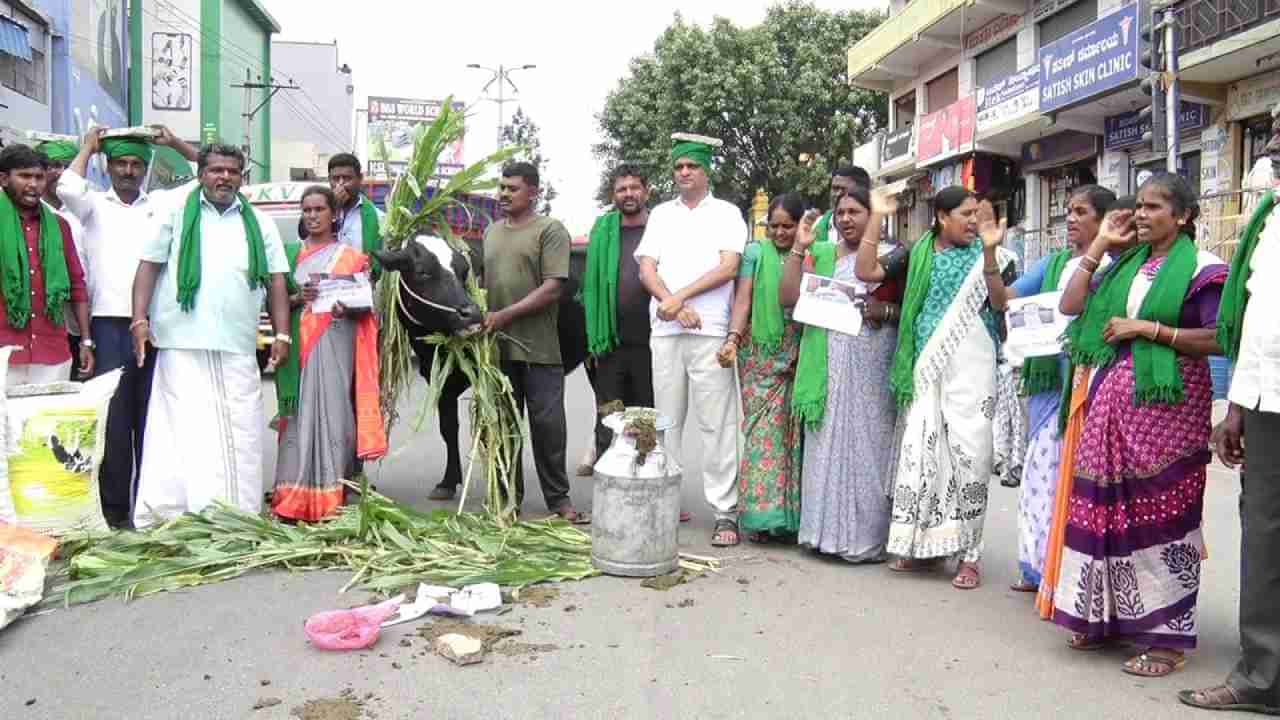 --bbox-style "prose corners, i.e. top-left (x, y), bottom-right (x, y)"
top-left (466, 63), bottom-right (536, 149)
